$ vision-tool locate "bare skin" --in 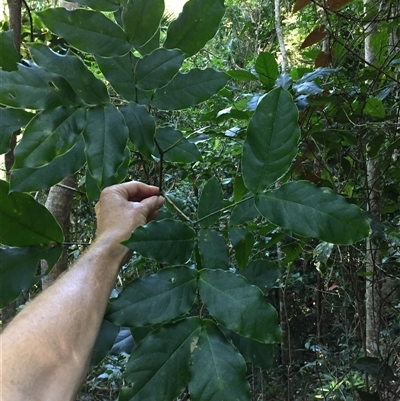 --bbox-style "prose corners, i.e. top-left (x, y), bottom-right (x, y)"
top-left (0, 181), bottom-right (164, 401)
